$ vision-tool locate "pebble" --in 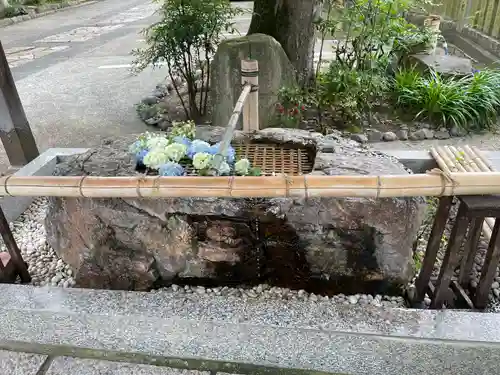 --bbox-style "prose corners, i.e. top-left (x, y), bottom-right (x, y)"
top-left (196, 286), bottom-right (206, 294)
top-left (155, 283), bottom-right (407, 308)
top-left (347, 295), bottom-right (359, 304)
